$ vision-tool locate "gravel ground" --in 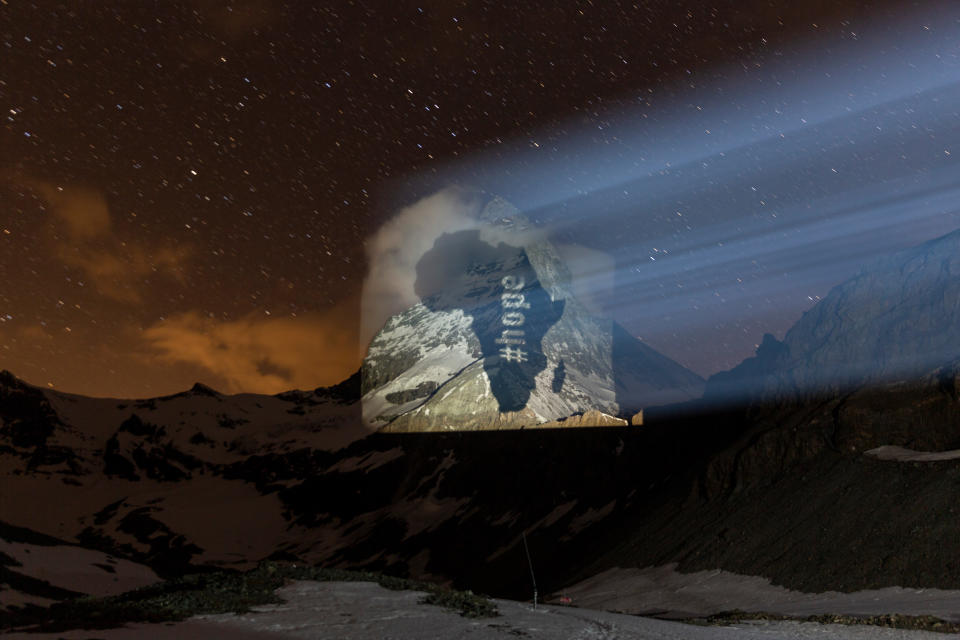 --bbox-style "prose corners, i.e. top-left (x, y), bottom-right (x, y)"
top-left (2, 581), bottom-right (951, 639)
top-left (559, 564), bottom-right (960, 622)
